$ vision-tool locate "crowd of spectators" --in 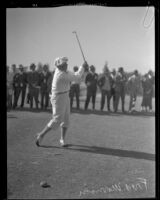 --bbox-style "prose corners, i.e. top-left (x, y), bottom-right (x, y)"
top-left (7, 62), bottom-right (155, 113)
